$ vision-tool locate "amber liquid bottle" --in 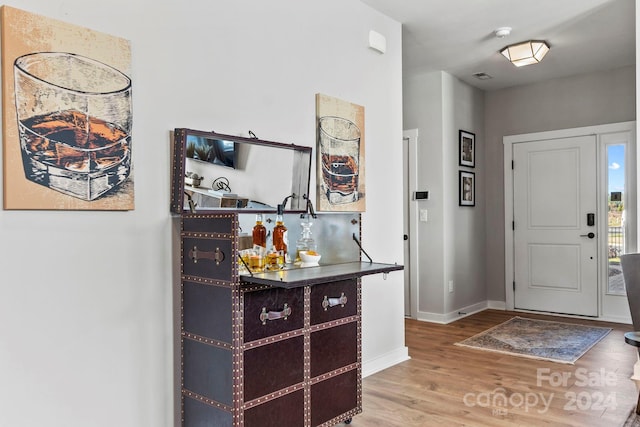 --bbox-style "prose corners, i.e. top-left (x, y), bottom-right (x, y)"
top-left (272, 206), bottom-right (288, 255)
top-left (252, 213), bottom-right (267, 248)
